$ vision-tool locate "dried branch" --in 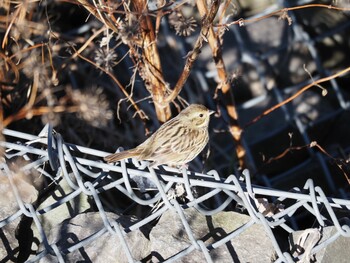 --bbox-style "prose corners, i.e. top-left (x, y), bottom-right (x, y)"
top-left (74, 49), bottom-right (148, 121)
top-left (196, 0), bottom-right (246, 169)
top-left (266, 141), bottom-right (350, 185)
top-left (129, 0), bottom-right (171, 122)
top-left (245, 65), bottom-right (350, 128)
top-left (164, 0), bottom-right (220, 103)
top-left (218, 4), bottom-right (350, 28)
